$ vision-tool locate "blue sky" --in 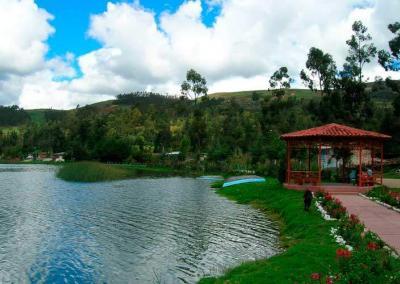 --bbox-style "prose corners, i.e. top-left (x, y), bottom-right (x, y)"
top-left (35, 0), bottom-right (220, 58)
